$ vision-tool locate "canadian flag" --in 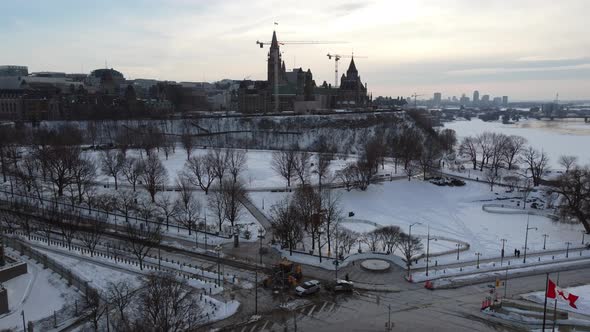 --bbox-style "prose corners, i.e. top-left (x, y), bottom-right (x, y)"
top-left (546, 278), bottom-right (579, 309)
